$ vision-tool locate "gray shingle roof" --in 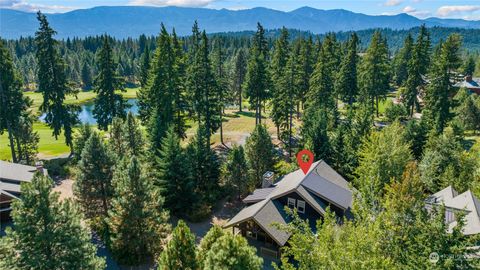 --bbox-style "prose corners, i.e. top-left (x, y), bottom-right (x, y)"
top-left (225, 160), bottom-right (353, 246)
top-left (0, 161), bottom-right (47, 196)
top-left (429, 186), bottom-right (480, 235)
